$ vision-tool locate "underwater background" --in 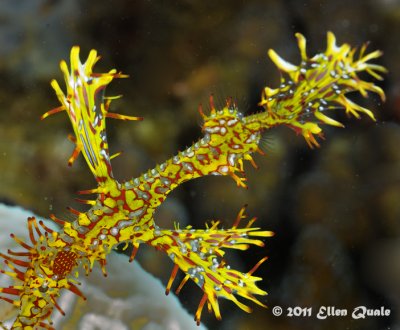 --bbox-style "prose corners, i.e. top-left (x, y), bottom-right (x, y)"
top-left (0, 0), bottom-right (399, 329)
